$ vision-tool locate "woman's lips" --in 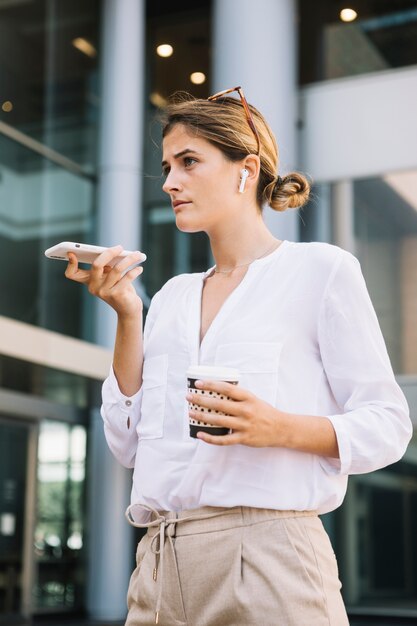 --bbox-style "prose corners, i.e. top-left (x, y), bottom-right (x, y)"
top-left (173, 201), bottom-right (191, 211)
